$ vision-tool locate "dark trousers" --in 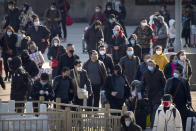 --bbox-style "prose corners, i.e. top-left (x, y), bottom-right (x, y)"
top-left (109, 97), bottom-right (124, 110)
top-left (142, 48), bottom-right (150, 55)
top-left (3, 55), bottom-right (12, 78)
top-left (91, 84), bottom-right (101, 107)
top-left (60, 19), bottom-right (67, 38)
top-left (149, 103), bottom-right (159, 128)
top-left (0, 75), bottom-right (5, 89)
